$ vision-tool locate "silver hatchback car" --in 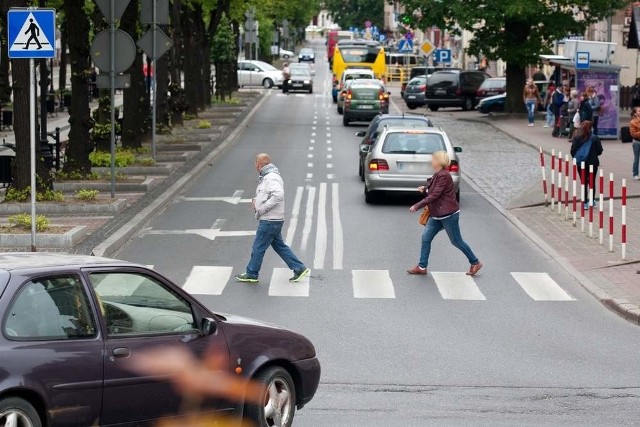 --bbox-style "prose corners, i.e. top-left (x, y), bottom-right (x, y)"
top-left (362, 127), bottom-right (462, 203)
